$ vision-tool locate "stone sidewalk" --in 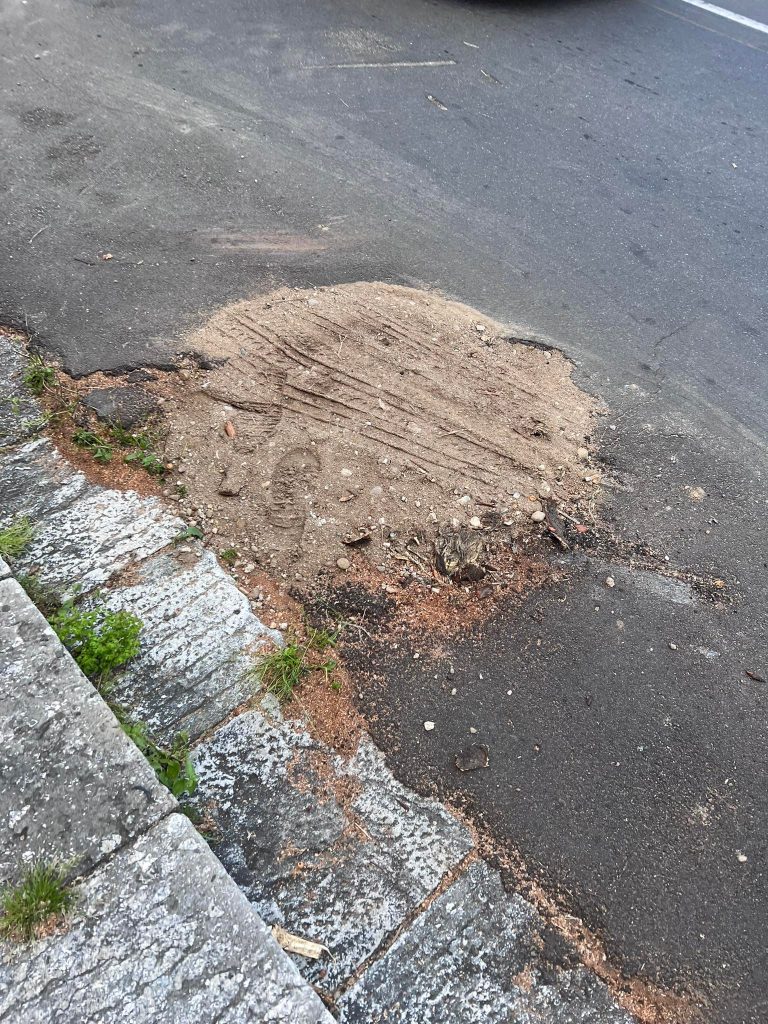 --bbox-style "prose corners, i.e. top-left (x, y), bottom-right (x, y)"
top-left (0, 335), bottom-right (635, 1022)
